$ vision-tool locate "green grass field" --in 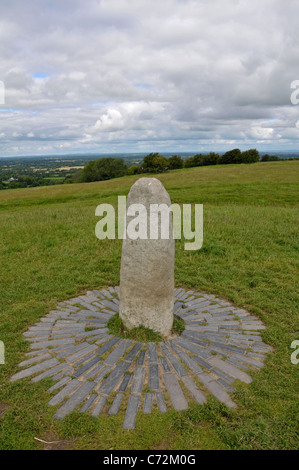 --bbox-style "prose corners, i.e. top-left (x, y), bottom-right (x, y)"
top-left (0, 161), bottom-right (298, 450)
